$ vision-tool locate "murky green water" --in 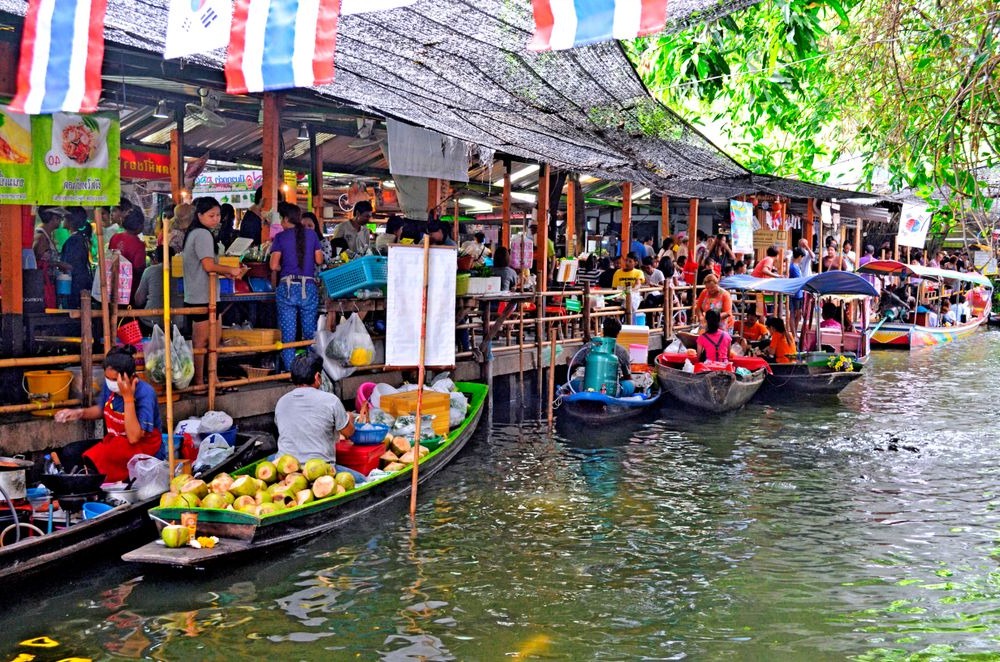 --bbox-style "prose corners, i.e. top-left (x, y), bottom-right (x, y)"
top-left (5, 333), bottom-right (1000, 660)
